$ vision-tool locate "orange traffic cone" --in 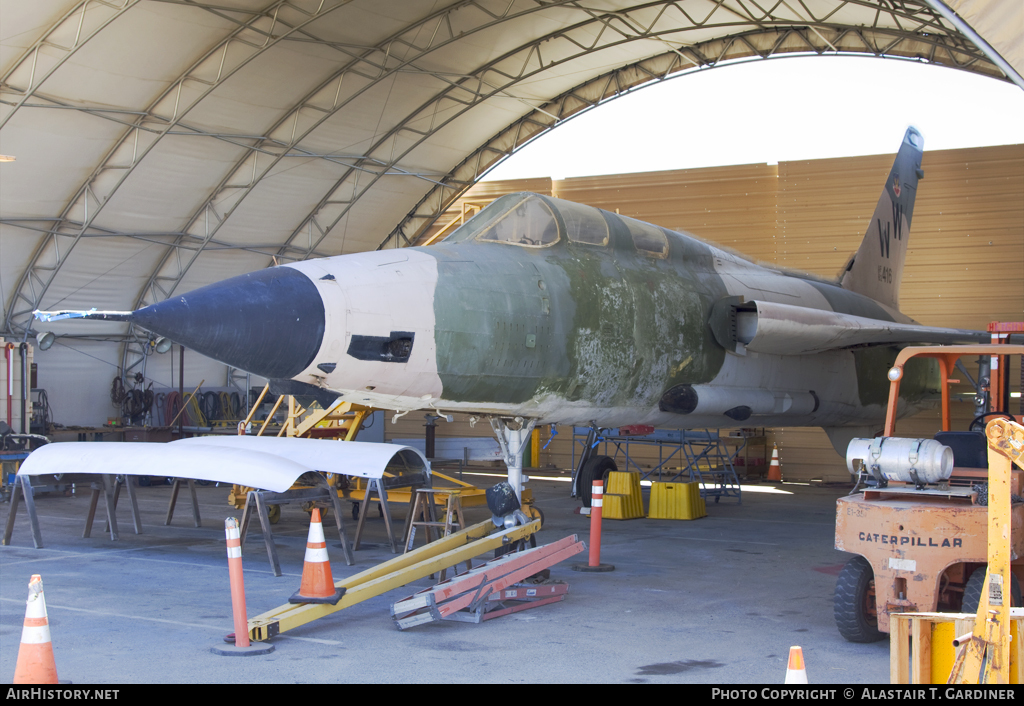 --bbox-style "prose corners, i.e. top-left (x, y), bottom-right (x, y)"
top-left (784, 645), bottom-right (808, 684)
top-left (289, 508), bottom-right (345, 605)
top-left (14, 575), bottom-right (59, 684)
top-left (767, 443), bottom-right (782, 482)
